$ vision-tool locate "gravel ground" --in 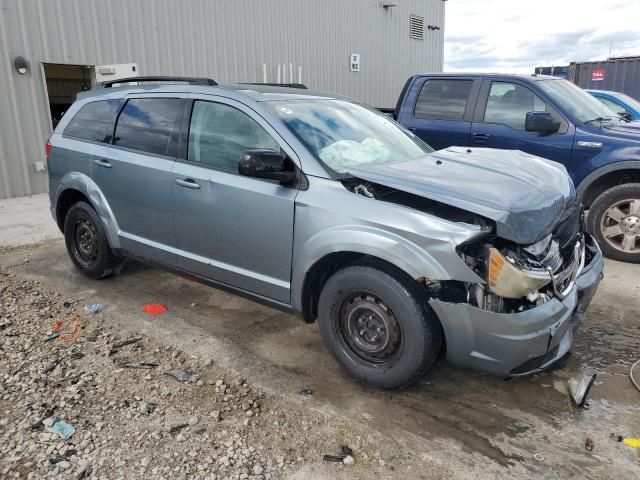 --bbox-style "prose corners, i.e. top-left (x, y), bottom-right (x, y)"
top-left (0, 267), bottom-right (410, 480)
